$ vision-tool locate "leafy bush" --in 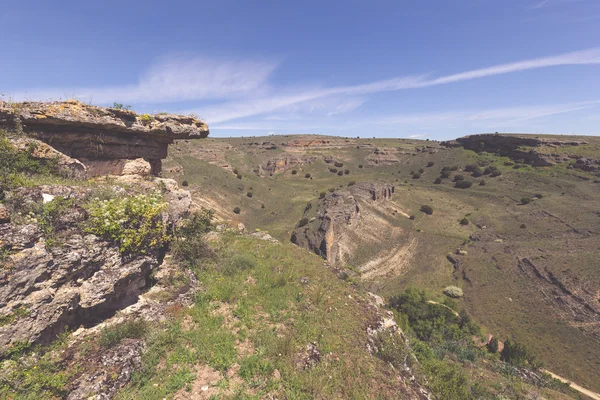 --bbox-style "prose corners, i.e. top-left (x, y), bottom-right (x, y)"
top-left (99, 319), bottom-right (147, 347)
top-left (520, 223), bottom-right (526, 229)
top-left (329, 168), bottom-right (338, 173)
top-left (337, 170), bottom-right (343, 176)
top-left (489, 169), bottom-right (502, 177)
top-left (246, 192), bottom-right (253, 198)
top-left (171, 209), bottom-right (214, 268)
top-left (291, 170), bottom-right (297, 175)
top-left (454, 180), bottom-right (473, 189)
top-left (479, 180), bottom-right (486, 186)
top-left (460, 217), bottom-right (469, 225)
top-left (412, 173), bottom-right (421, 179)
top-left (358, 164), bottom-right (363, 168)
top-left (501, 338), bottom-right (539, 368)
top-left (38, 196), bottom-right (75, 248)
top-left (232, 168), bottom-right (239, 175)
top-left (182, 180), bottom-right (189, 187)
top-left (85, 194), bottom-right (169, 255)
top-left (319, 191), bottom-right (326, 199)
top-left (328, 187), bottom-right (335, 193)
top-left (471, 167), bottom-right (483, 177)
top-left (453, 175), bottom-right (465, 182)
top-left (427, 161), bottom-right (435, 167)
top-left (334, 161), bottom-right (344, 168)
top-left (233, 207), bottom-right (241, 214)
top-left (344, 169), bottom-right (350, 175)
top-left (0, 131), bottom-right (59, 197)
top-left (520, 197), bottom-right (531, 205)
top-left (236, 174), bottom-right (242, 180)
top-left (440, 170), bottom-right (450, 179)
top-left (487, 337), bottom-right (499, 353)
top-left (305, 173), bottom-right (311, 178)
top-left (443, 286), bottom-right (463, 298)
top-left (348, 180), bottom-right (356, 186)
top-left (112, 102), bottom-right (131, 110)
top-left (420, 205), bottom-right (433, 215)
top-left (418, 168), bottom-right (425, 174)
top-left (297, 217), bottom-right (309, 227)
top-left (434, 177), bottom-right (442, 184)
